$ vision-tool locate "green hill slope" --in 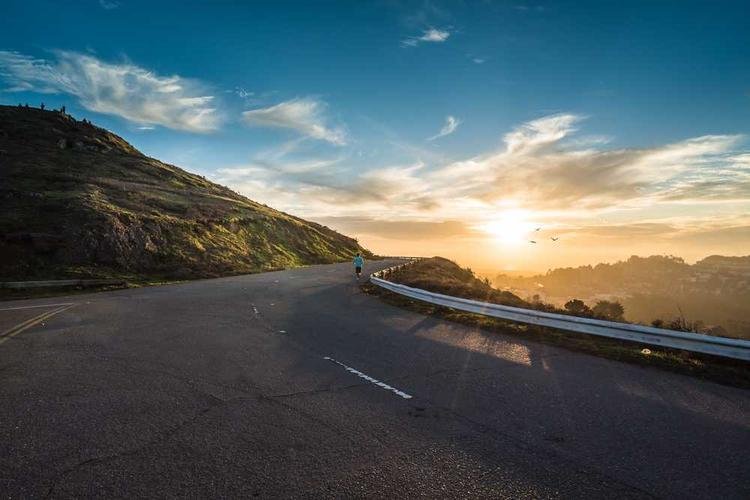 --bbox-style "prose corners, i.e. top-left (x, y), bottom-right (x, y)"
top-left (0, 105), bottom-right (370, 281)
top-left (387, 257), bottom-right (528, 307)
